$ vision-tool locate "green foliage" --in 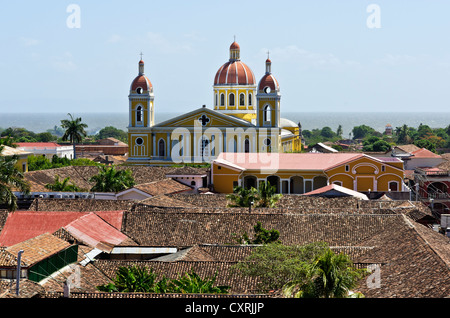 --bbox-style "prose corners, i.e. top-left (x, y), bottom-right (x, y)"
top-left (60, 113), bottom-right (88, 144)
top-left (0, 146), bottom-right (30, 211)
top-left (283, 249), bottom-right (367, 298)
top-left (362, 136), bottom-right (391, 152)
top-left (226, 181), bottom-right (282, 208)
top-left (415, 139), bottom-right (436, 153)
top-left (45, 175), bottom-right (86, 192)
top-left (320, 126), bottom-right (335, 139)
top-left (226, 186), bottom-right (258, 208)
top-left (96, 266), bottom-right (230, 294)
top-left (232, 242), bottom-right (330, 292)
top-left (27, 155), bottom-right (100, 171)
top-left (0, 127), bottom-right (57, 143)
top-left (89, 166), bottom-right (135, 192)
top-left (0, 136), bottom-right (17, 147)
top-left (95, 126), bottom-right (128, 143)
top-left (233, 221), bottom-right (281, 245)
top-left (352, 125), bottom-right (376, 140)
top-left (169, 270), bottom-right (230, 294)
